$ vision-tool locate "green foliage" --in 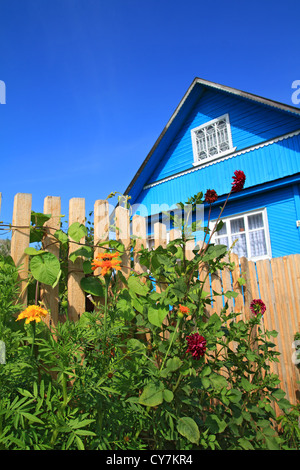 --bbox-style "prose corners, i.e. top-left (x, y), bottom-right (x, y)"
top-left (0, 192), bottom-right (299, 451)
